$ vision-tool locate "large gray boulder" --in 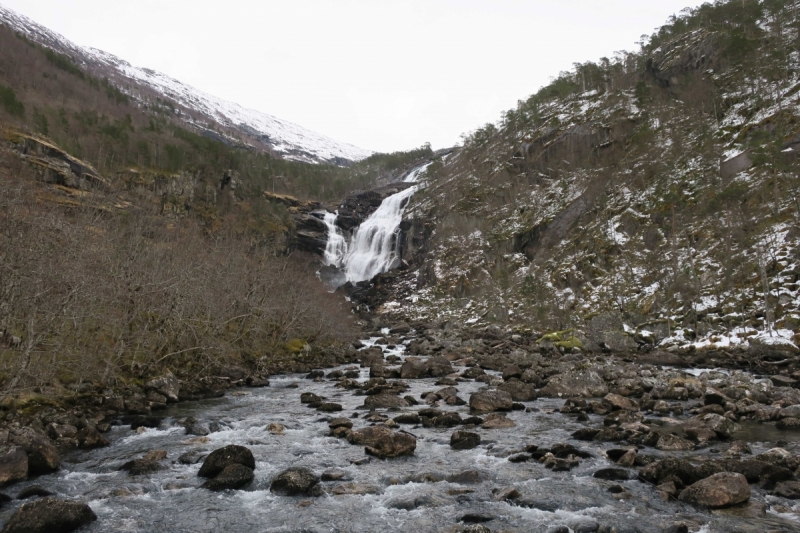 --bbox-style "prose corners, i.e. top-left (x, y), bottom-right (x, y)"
top-left (1, 497), bottom-right (96, 533)
top-left (469, 390), bottom-right (513, 412)
top-left (8, 428), bottom-right (59, 474)
top-left (539, 369), bottom-right (608, 398)
top-left (678, 472), bottom-right (750, 508)
top-left (146, 373), bottom-right (180, 402)
top-left (202, 463), bottom-right (254, 491)
top-left (348, 426), bottom-right (416, 457)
